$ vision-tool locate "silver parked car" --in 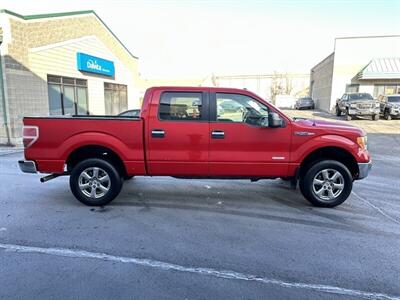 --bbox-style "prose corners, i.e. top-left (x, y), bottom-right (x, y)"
top-left (378, 94), bottom-right (400, 120)
top-left (294, 97), bottom-right (315, 110)
top-left (335, 93), bottom-right (380, 121)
